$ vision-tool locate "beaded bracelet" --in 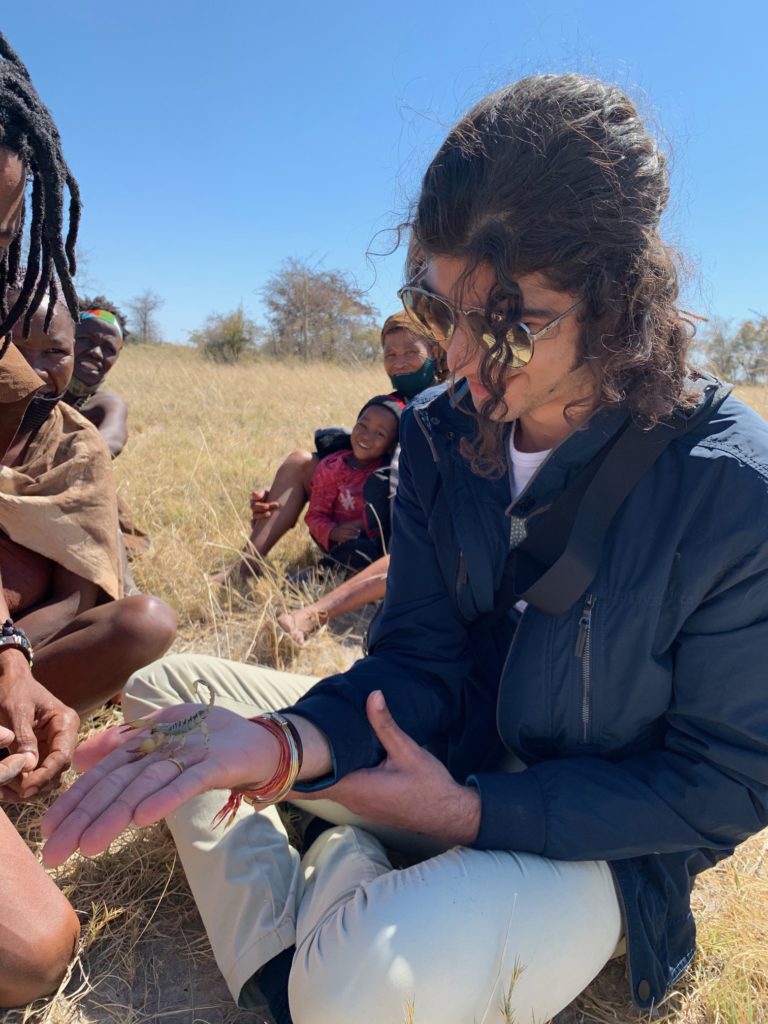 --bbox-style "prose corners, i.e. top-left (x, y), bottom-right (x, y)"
top-left (0, 619), bottom-right (34, 667)
top-left (212, 712), bottom-right (304, 829)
